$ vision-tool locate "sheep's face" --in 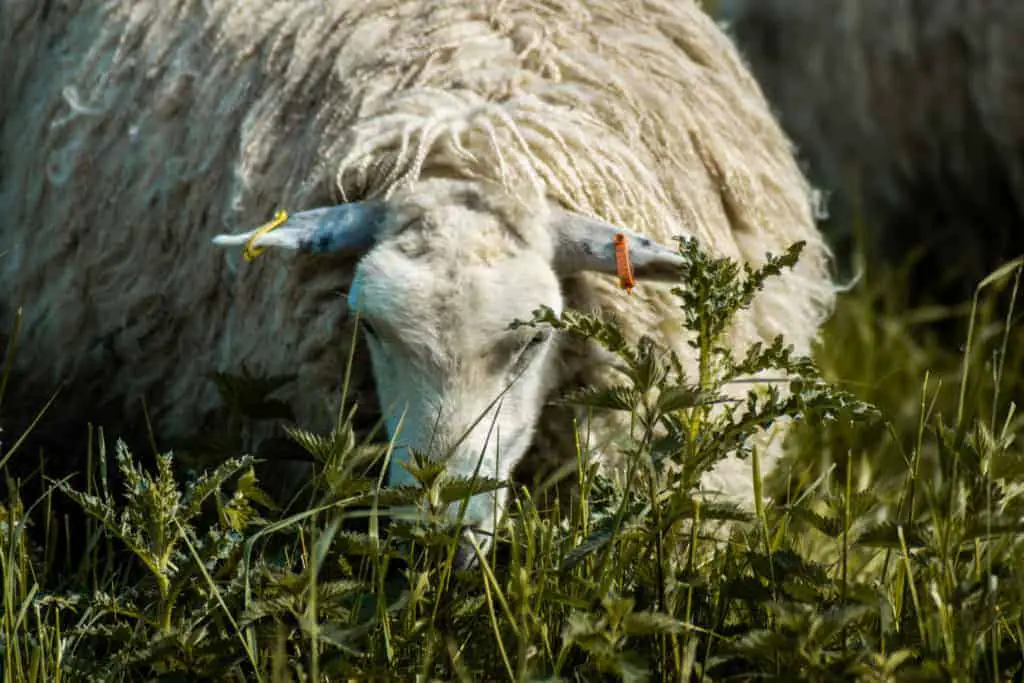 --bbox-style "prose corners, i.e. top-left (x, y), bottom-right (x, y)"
top-left (346, 186), bottom-right (563, 553)
top-left (212, 178), bottom-right (689, 563)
